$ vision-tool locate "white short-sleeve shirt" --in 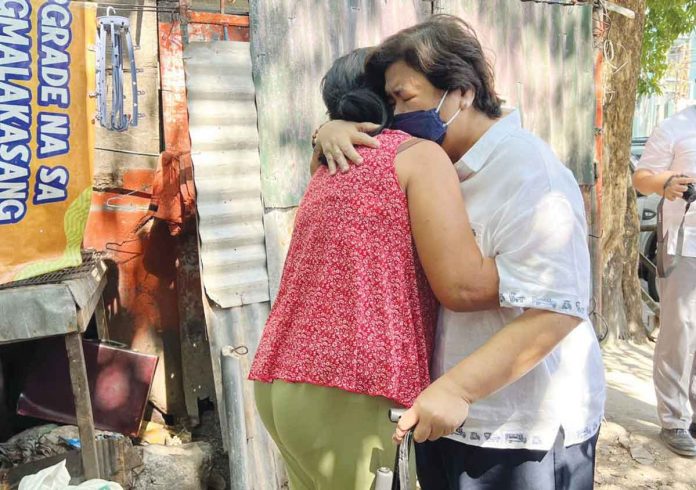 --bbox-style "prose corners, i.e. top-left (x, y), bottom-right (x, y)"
top-left (433, 110), bottom-right (606, 450)
top-left (636, 106), bottom-right (696, 257)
